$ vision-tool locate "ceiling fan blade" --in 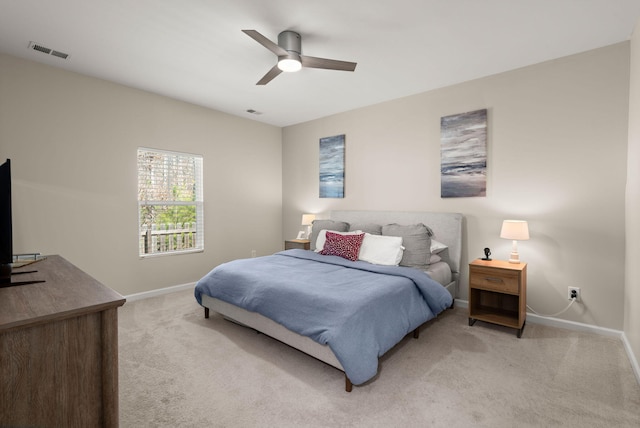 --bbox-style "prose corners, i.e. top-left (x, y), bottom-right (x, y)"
top-left (256, 64), bottom-right (283, 85)
top-left (300, 55), bottom-right (357, 72)
top-left (242, 30), bottom-right (288, 56)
